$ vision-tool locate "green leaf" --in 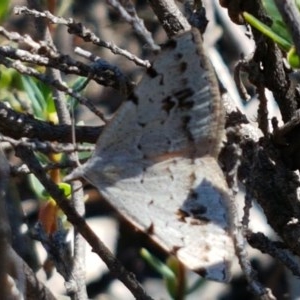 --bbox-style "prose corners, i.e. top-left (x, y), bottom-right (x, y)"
top-left (28, 174), bottom-right (49, 201)
top-left (262, 0), bottom-right (292, 42)
top-left (0, 0), bottom-right (10, 23)
top-left (21, 76), bottom-right (45, 118)
top-left (288, 47), bottom-right (300, 68)
top-left (243, 12), bottom-right (292, 52)
top-left (140, 248), bottom-right (178, 299)
top-left (140, 248), bottom-right (176, 281)
top-left (185, 277), bottom-right (205, 295)
top-left (58, 182), bottom-right (72, 198)
top-left (68, 76), bottom-right (88, 111)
